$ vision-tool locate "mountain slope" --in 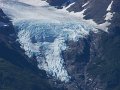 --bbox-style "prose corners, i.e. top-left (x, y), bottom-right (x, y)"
top-left (0, 0), bottom-right (120, 90)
